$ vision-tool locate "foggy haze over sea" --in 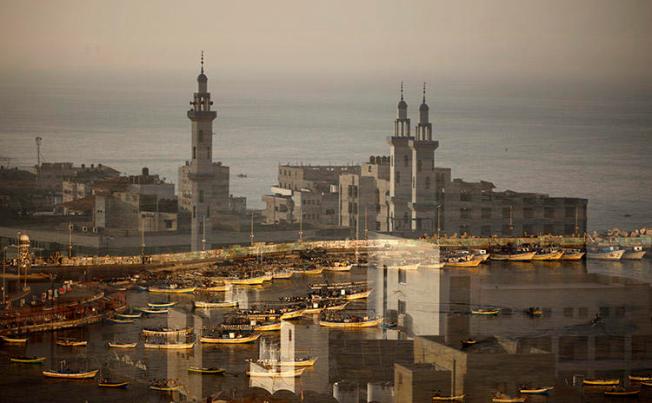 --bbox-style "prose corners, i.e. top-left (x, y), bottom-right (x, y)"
top-left (0, 72), bottom-right (650, 231)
